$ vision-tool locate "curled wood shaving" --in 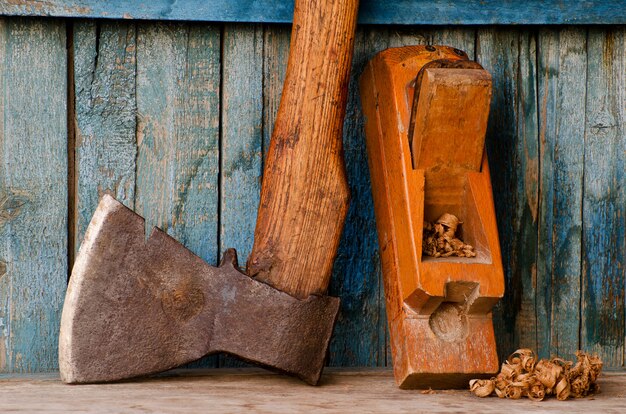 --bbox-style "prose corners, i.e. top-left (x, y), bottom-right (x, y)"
top-left (469, 379), bottom-right (494, 397)
top-left (469, 349), bottom-right (603, 401)
top-left (423, 213), bottom-right (476, 258)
